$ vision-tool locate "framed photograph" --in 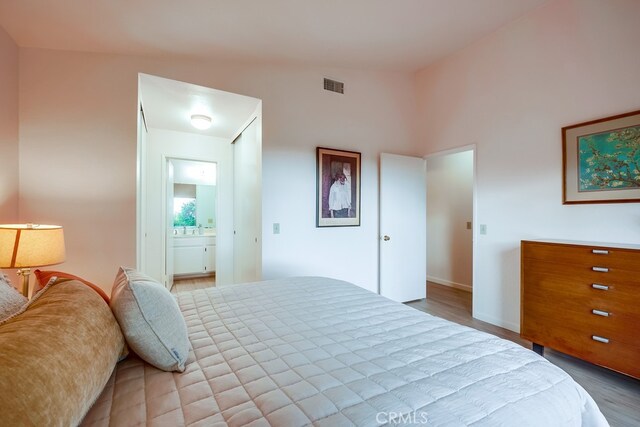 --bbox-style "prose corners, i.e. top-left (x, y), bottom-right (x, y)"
top-left (316, 147), bottom-right (361, 227)
top-left (563, 109), bottom-right (640, 204)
